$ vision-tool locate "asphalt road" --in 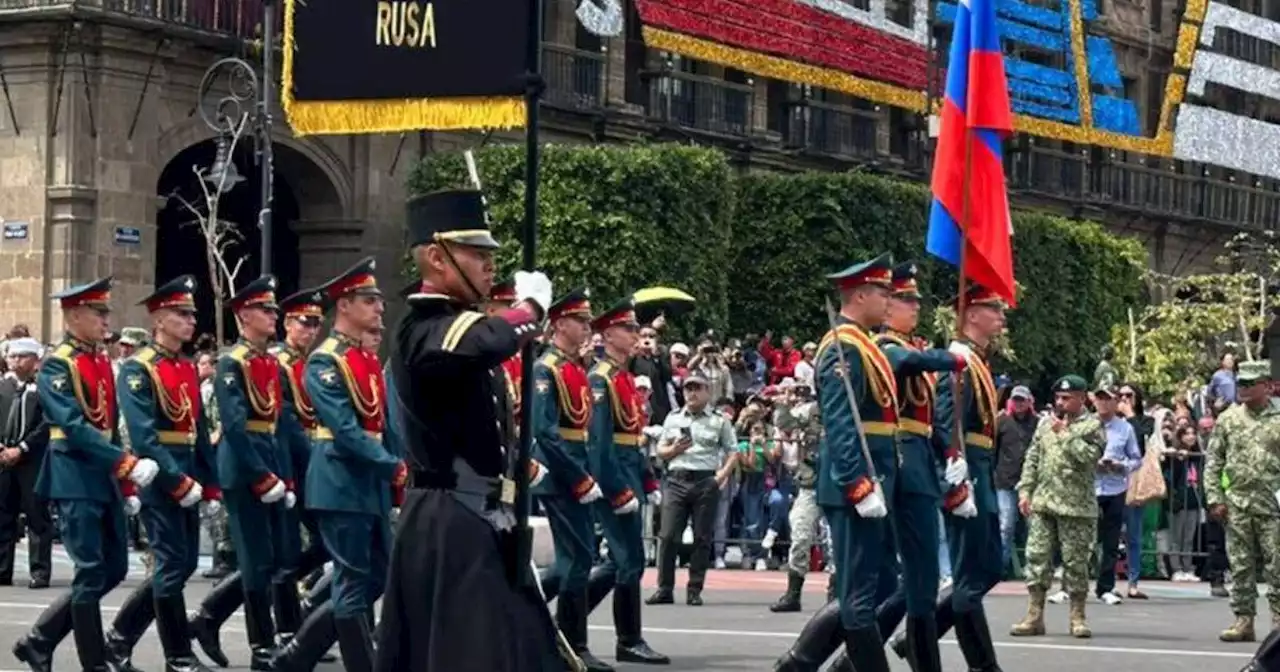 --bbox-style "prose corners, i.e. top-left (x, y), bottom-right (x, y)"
top-left (0, 557), bottom-right (1261, 671)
